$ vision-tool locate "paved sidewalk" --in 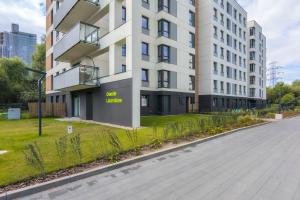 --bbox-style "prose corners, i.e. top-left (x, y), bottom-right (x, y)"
top-left (22, 116), bottom-right (300, 200)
